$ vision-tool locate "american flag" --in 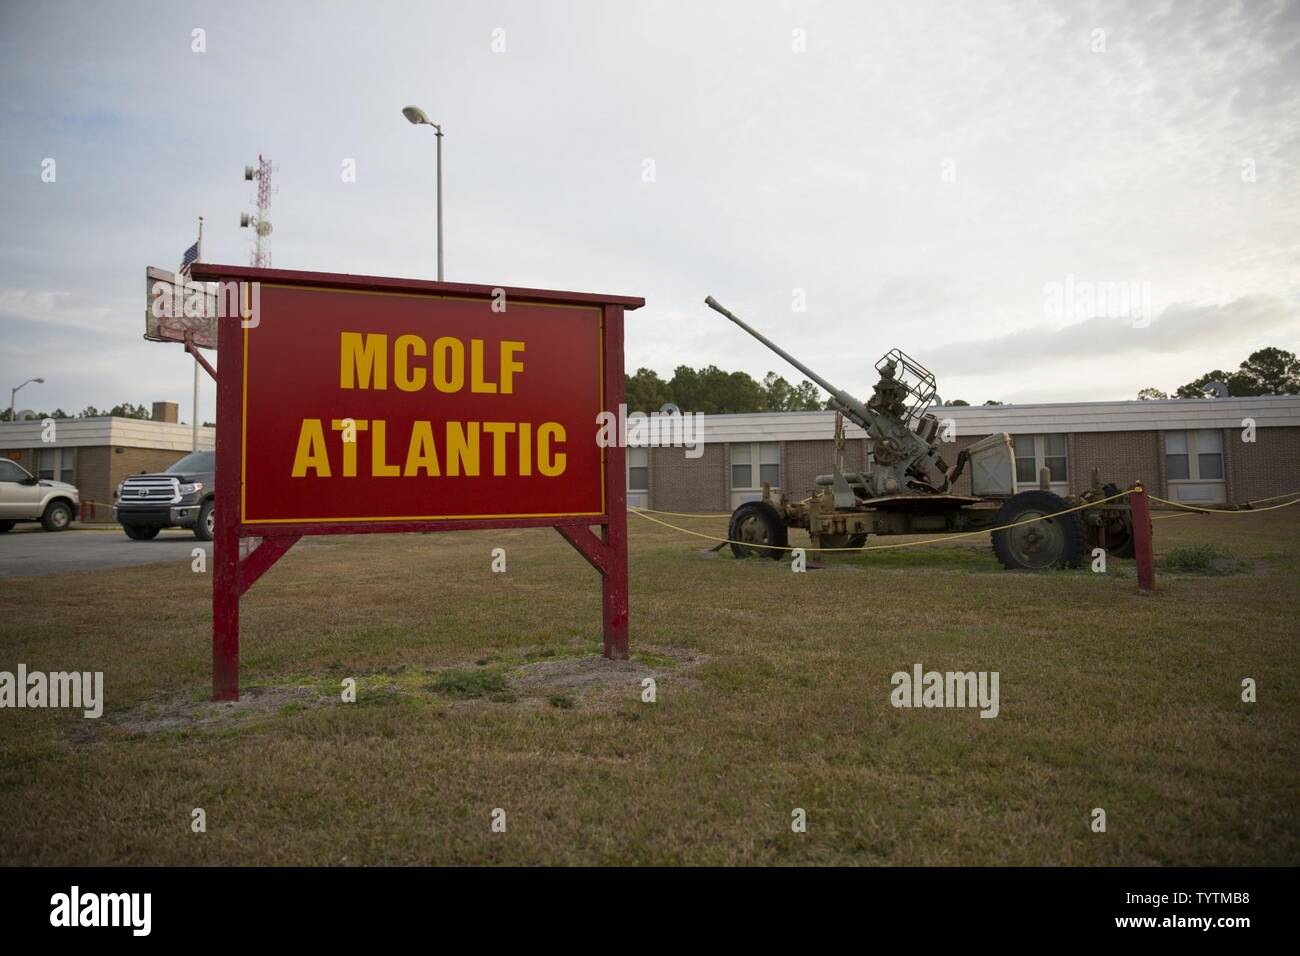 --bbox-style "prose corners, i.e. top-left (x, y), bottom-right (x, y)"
top-left (179, 240), bottom-right (199, 276)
